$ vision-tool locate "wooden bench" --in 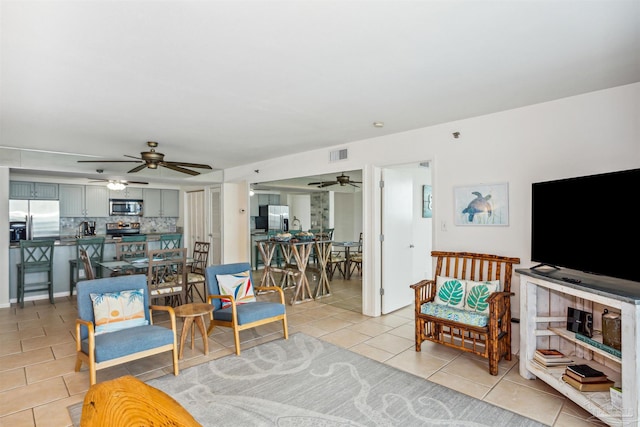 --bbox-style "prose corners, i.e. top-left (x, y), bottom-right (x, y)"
top-left (411, 251), bottom-right (520, 375)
